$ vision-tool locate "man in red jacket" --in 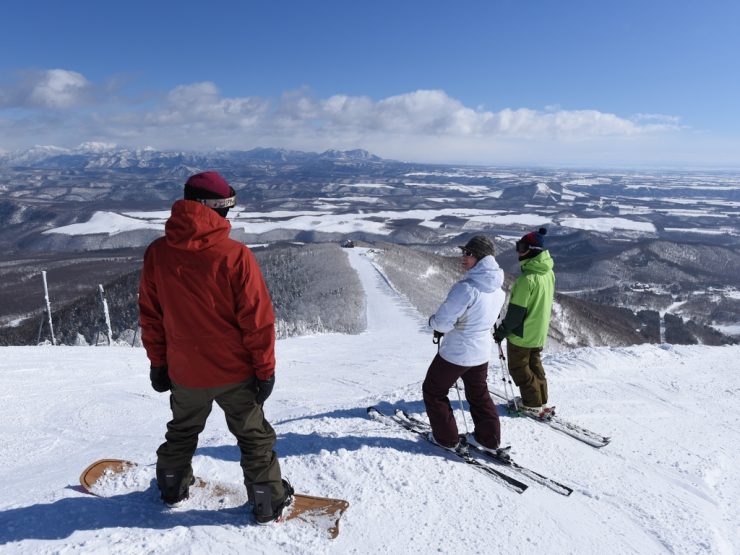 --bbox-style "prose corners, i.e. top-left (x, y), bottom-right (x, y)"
top-left (138, 171), bottom-right (292, 524)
